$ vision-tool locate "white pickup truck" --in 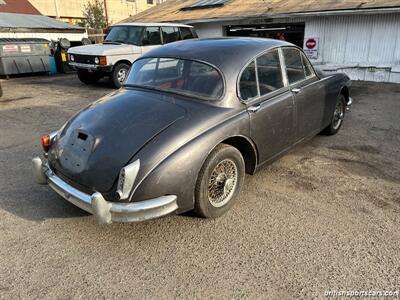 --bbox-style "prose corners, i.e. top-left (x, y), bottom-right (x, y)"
top-left (68, 23), bottom-right (197, 88)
